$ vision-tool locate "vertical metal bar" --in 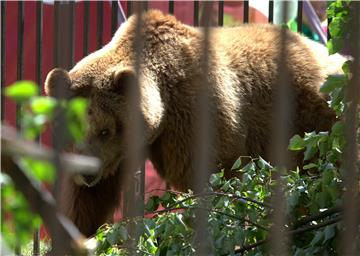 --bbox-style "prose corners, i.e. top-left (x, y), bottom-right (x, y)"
top-left (1, 1), bottom-right (6, 121)
top-left (33, 3), bottom-right (43, 254)
top-left (125, 1), bottom-right (145, 217)
top-left (341, 3), bottom-right (360, 254)
top-left (35, 1), bottom-right (43, 87)
top-left (0, 3), bottom-right (5, 253)
top-left (169, 0), bottom-right (174, 14)
top-left (69, 1), bottom-right (75, 67)
top-left (297, 1), bottom-right (303, 33)
top-left (194, 1), bottom-right (199, 26)
top-left (127, 1), bottom-right (132, 18)
top-left (123, 3), bottom-right (146, 252)
top-left (111, 0), bottom-right (118, 34)
top-left (83, 1), bottom-right (89, 57)
top-left (243, 0), bottom-right (249, 23)
top-left (16, 1), bottom-right (24, 131)
top-left (268, 0), bottom-right (274, 23)
top-left (32, 230), bottom-right (40, 256)
top-left (143, 1), bottom-right (148, 11)
top-left (269, 1), bottom-right (290, 255)
top-left (218, 1), bottom-right (224, 26)
top-left (53, 1), bottom-right (59, 67)
top-left (193, 2), bottom-right (214, 255)
top-left (52, 2), bottom-right (73, 254)
top-left (97, 1), bottom-right (103, 49)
